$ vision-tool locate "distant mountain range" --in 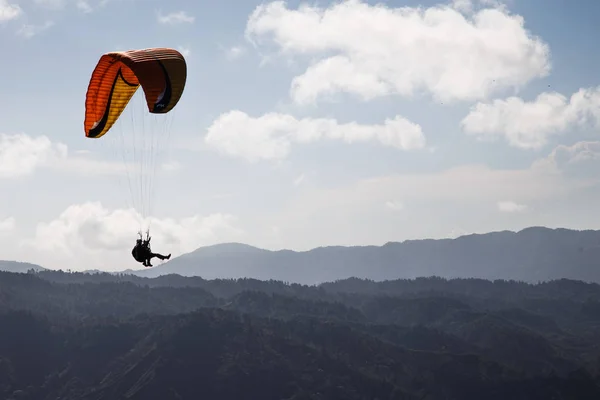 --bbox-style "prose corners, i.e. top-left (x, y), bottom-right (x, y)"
top-left (3, 226), bottom-right (600, 284)
top-left (119, 226), bottom-right (600, 284)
